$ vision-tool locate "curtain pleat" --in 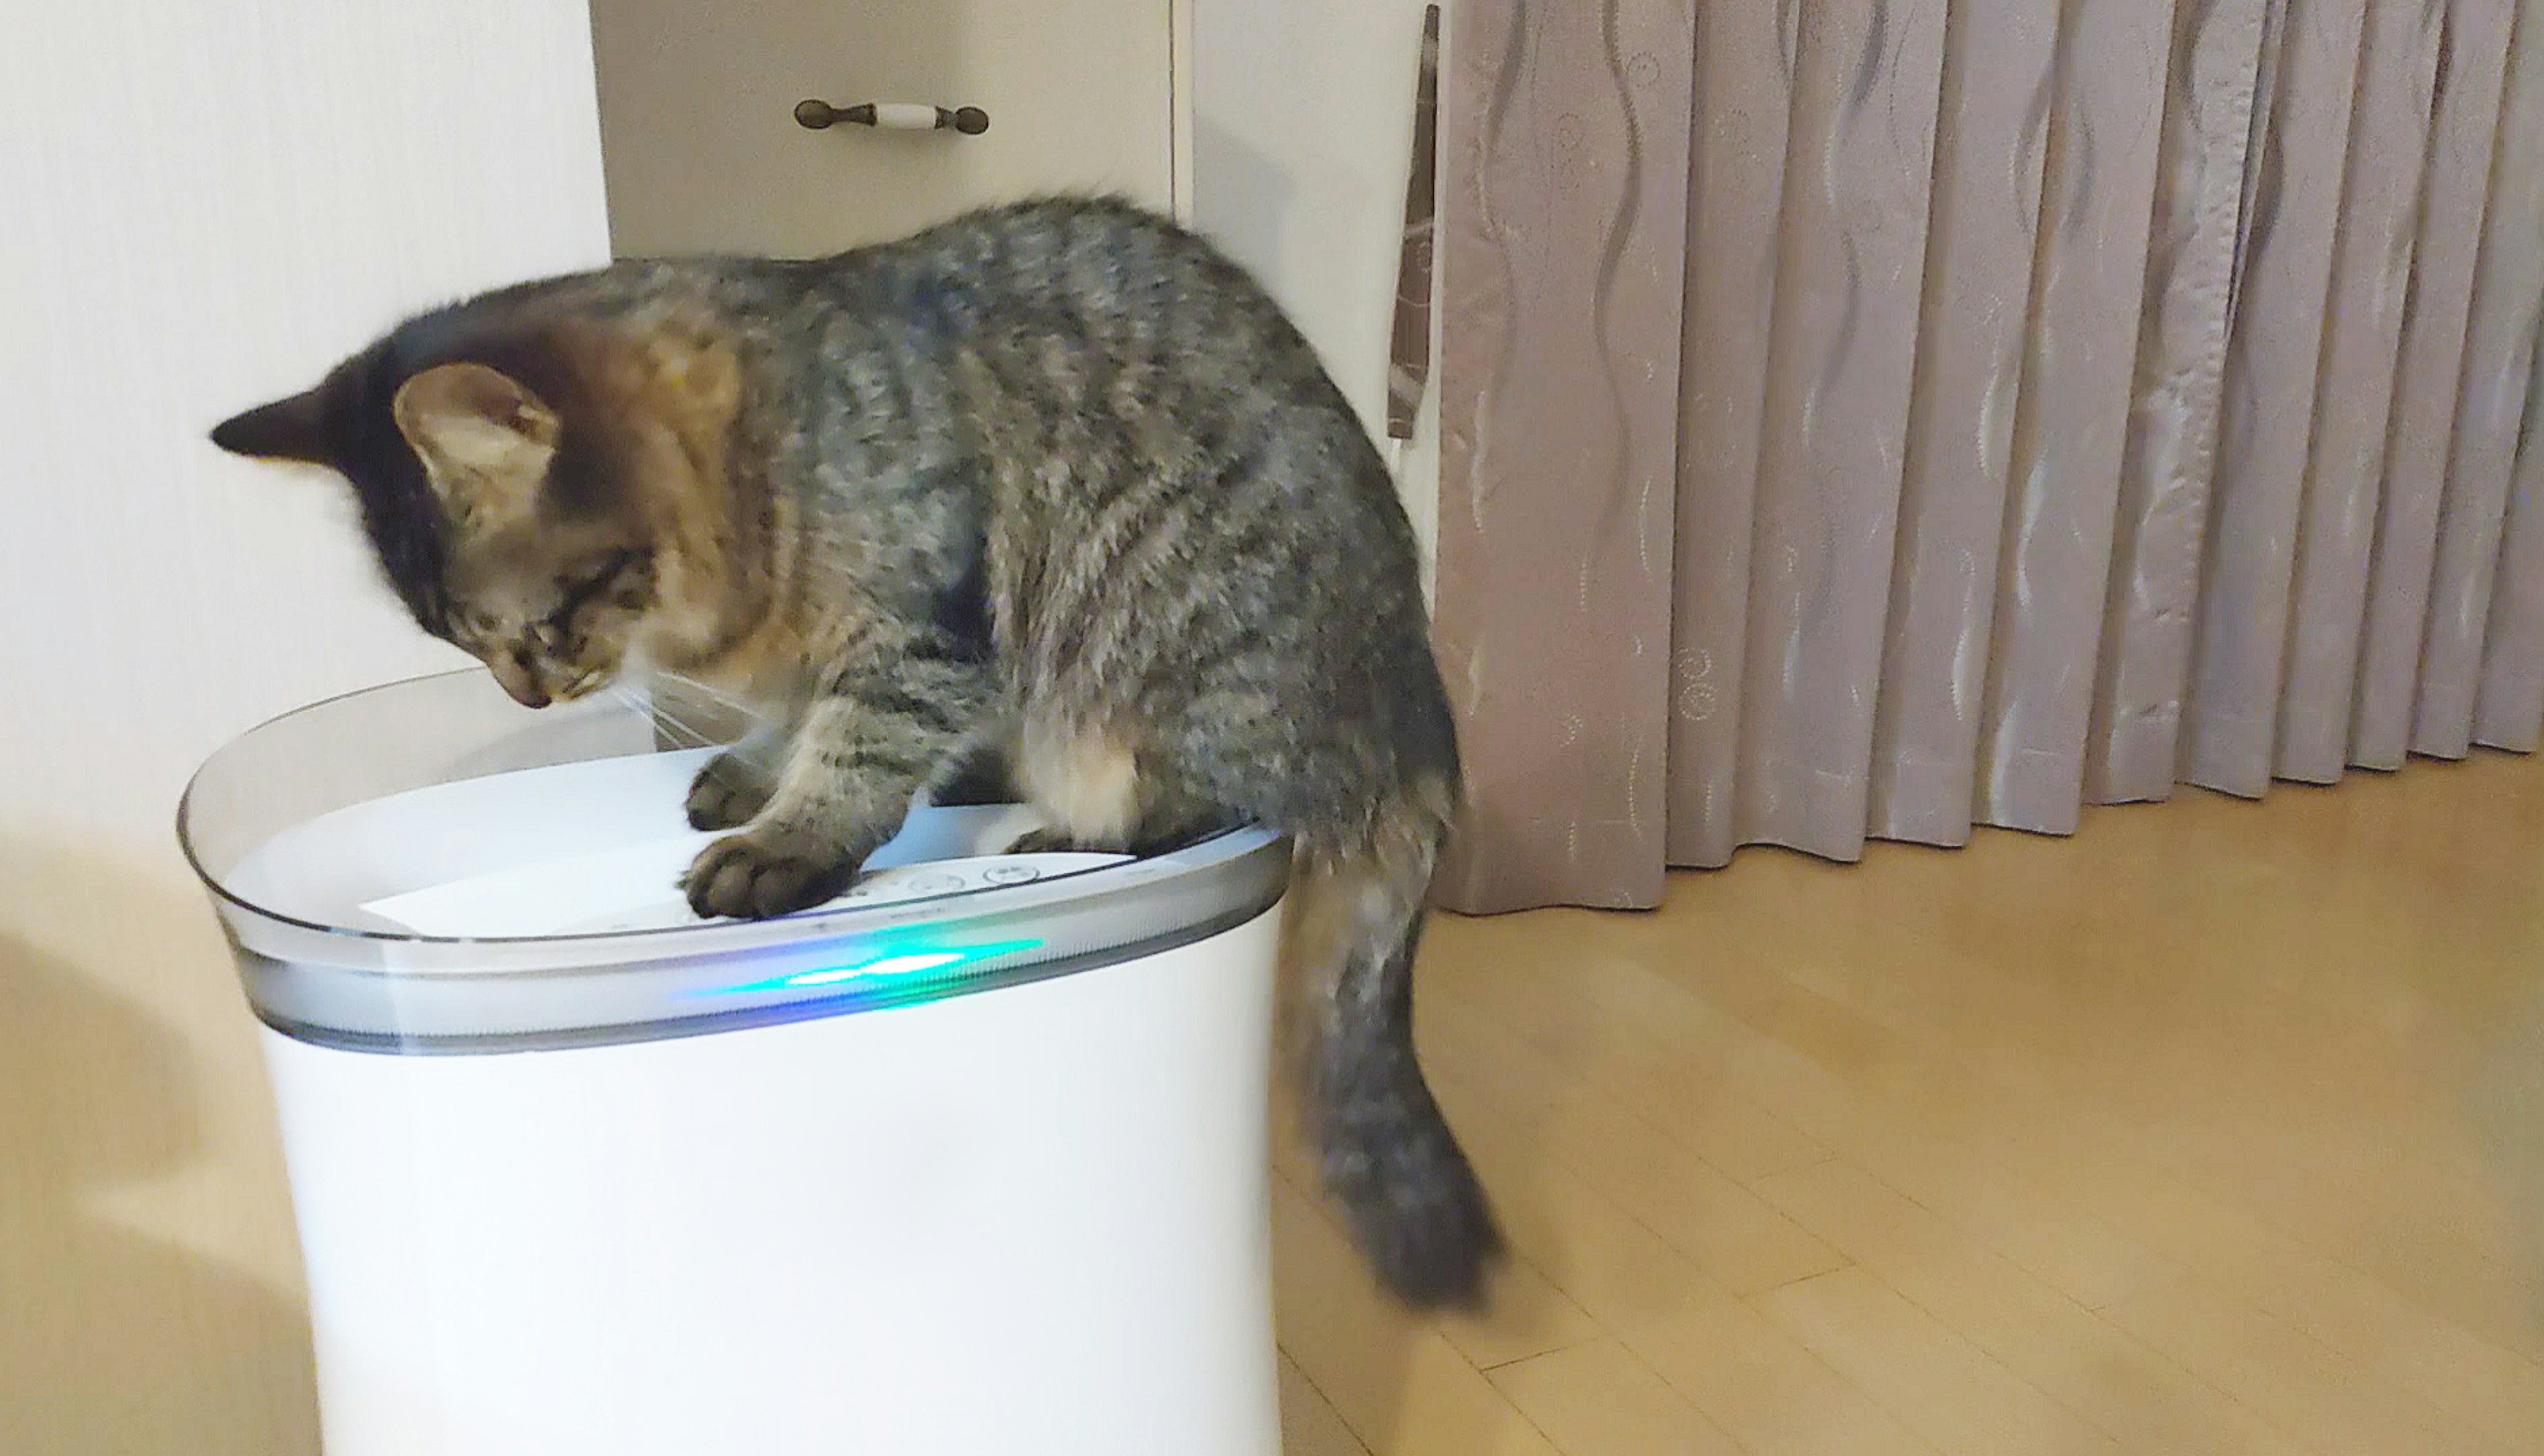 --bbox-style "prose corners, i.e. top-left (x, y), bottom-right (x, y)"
top-left (2475, 359), bottom-right (2544, 747)
top-left (1972, 0), bottom-right (2180, 836)
top-left (1666, 0), bottom-right (1795, 870)
top-left (1866, 0), bottom-right (2059, 848)
top-left (1432, 0), bottom-right (2544, 913)
top-left (2087, 0), bottom-right (2276, 804)
top-left (2415, 0), bottom-right (2544, 756)
top-left (1432, 0), bottom-right (1694, 913)
top-left (2463, 5), bottom-right (2544, 743)
top-left (2184, 0), bottom-right (2372, 797)
top-left (1732, 1), bottom-right (1949, 862)
top-left (2352, 0), bottom-right (2519, 766)
top-left (2273, 0), bottom-right (2447, 782)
